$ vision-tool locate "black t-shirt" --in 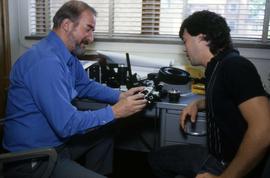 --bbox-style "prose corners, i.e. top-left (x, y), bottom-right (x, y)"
top-left (205, 49), bottom-right (266, 163)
